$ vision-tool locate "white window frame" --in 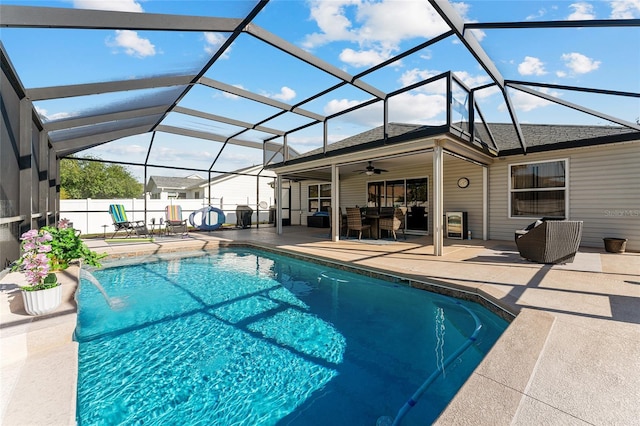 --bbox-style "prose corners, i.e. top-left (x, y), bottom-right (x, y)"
top-left (508, 158), bottom-right (569, 219)
top-left (307, 183), bottom-right (331, 213)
